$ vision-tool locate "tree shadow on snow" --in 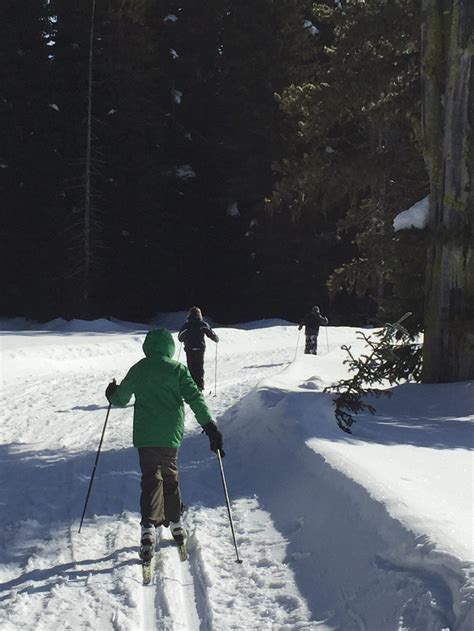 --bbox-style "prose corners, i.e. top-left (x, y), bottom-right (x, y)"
top-left (0, 547), bottom-right (138, 599)
top-left (243, 362), bottom-right (288, 370)
top-left (0, 432), bottom-right (229, 597)
top-left (355, 415), bottom-right (474, 450)
top-left (299, 383), bottom-right (474, 451)
top-left (341, 381), bottom-right (474, 451)
top-left (0, 430), bottom-right (227, 541)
